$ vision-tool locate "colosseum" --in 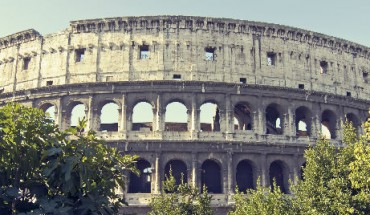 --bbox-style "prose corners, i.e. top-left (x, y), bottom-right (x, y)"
top-left (0, 15), bottom-right (369, 214)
